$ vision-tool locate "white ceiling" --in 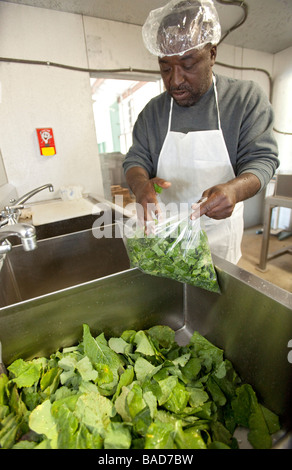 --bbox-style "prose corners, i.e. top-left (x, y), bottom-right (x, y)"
top-left (2, 0), bottom-right (292, 54)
